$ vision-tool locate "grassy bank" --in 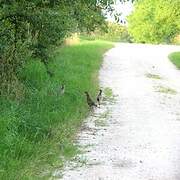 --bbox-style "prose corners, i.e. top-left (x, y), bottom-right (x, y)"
top-left (0, 40), bottom-right (113, 179)
top-left (169, 52), bottom-right (180, 69)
